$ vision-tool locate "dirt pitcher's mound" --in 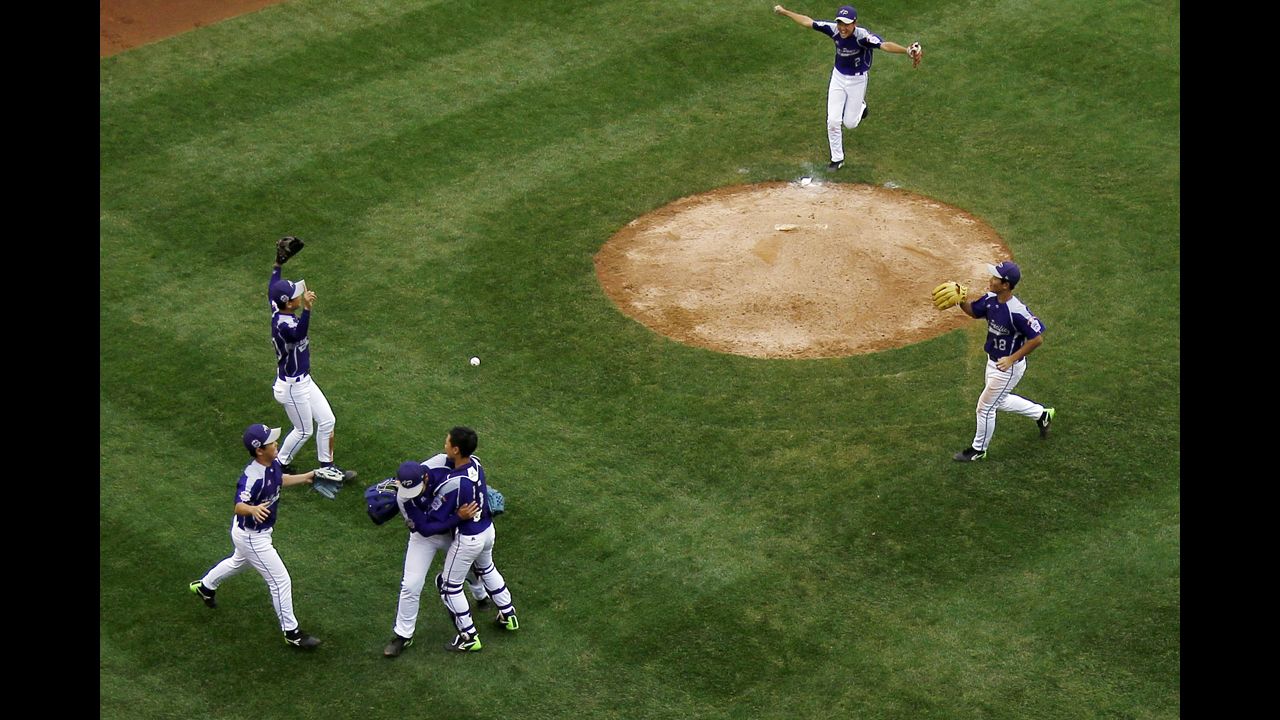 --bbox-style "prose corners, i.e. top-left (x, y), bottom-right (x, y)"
top-left (594, 181), bottom-right (1011, 359)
